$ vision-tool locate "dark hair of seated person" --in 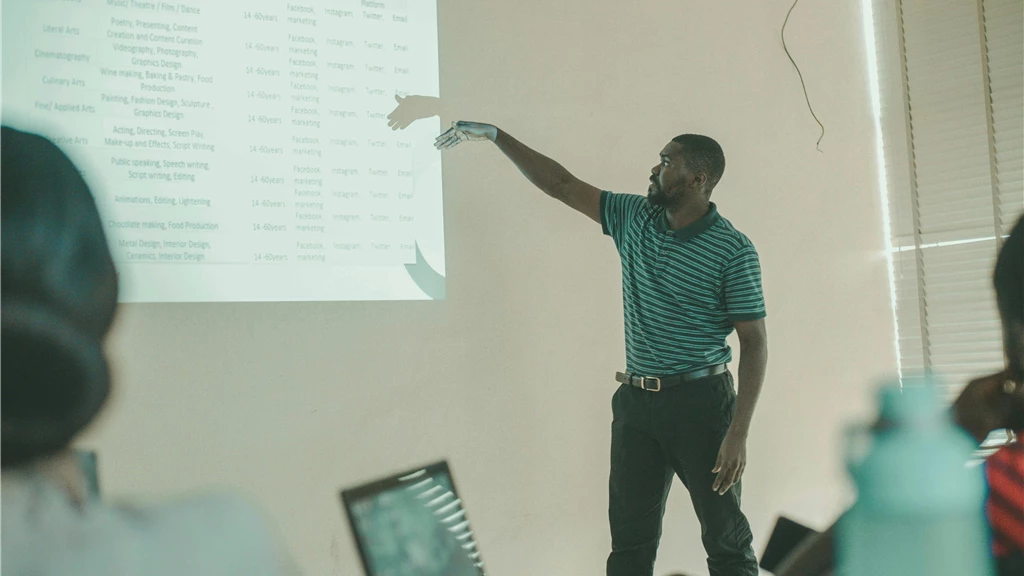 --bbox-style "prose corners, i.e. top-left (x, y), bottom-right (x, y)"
top-left (1, 126), bottom-right (119, 469)
top-left (996, 216), bottom-right (1024, 404)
